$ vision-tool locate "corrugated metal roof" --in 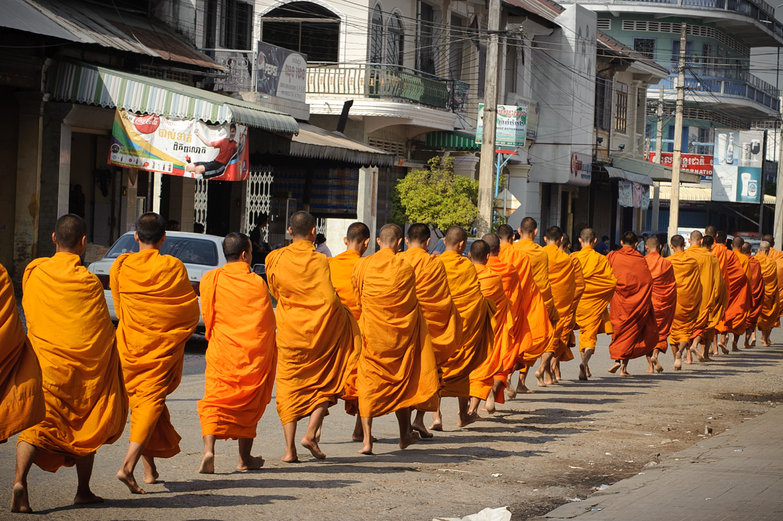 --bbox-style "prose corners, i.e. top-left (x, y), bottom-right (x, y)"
top-left (503, 0), bottom-right (564, 23)
top-left (1, 0), bottom-right (79, 41)
top-left (291, 123), bottom-right (393, 166)
top-left (425, 131), bottom-right (480, 151)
